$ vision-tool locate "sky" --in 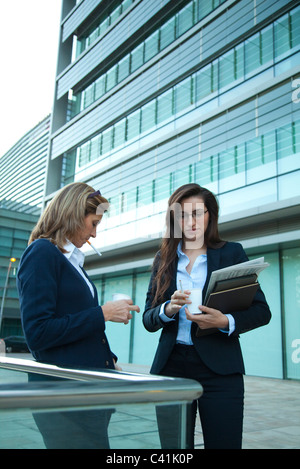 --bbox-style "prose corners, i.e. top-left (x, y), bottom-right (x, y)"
top-left (0, 0), bottom-right (62, 157)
